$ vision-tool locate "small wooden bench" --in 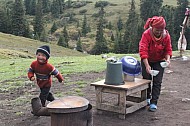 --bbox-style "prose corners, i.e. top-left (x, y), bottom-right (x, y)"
top-left (91, 78), bottom-right (151, 119)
